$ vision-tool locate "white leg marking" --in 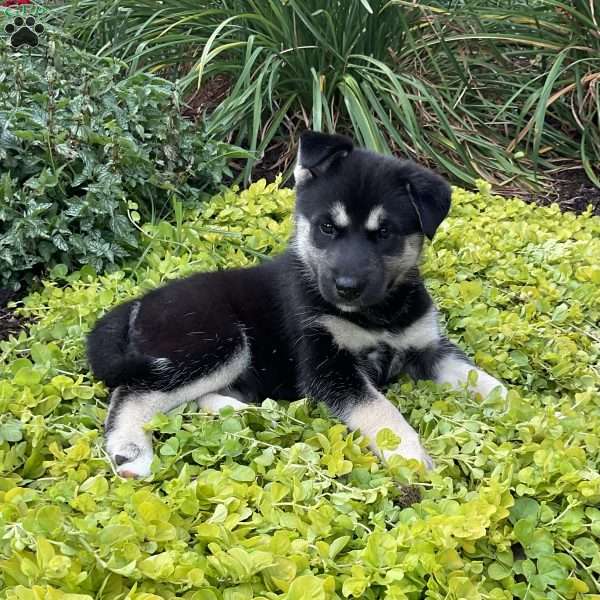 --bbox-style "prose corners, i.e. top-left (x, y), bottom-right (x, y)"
top-left (435, 355), bottom-right (507, 398)
top-left (106, 403), bottom-right (154, 479)
top-left (197, 392), bottom-right (248, 413)
top-left (343, 386), bottom-right (434, 469)
top-left (106, 346), bottom-right (251, 478)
